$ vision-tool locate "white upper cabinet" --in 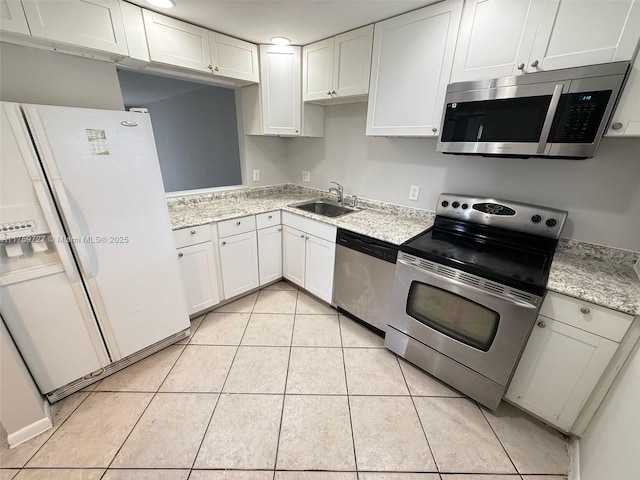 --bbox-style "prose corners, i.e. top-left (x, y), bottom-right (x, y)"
top-left (259, 44), bottom-right (302, 135)
top-left (529, 0), bottom-right (640, 72)
top-left (607, 52), bottom-right (640, 136)
top-left (303, 24), bottom-right (373, 104)
top-left (0, 0), bottom-right (30, 35)
top-left (20, 0), bottom-right (128, 55)
top-left (452, 0), bottom-right (640, 82)
top-left (209, 32), bottom-right (259, 82)
top-left (451, 0), bottom-right (542, 81)
top-left (142, 9), bottom-right (212, 72)
top-left (366, 1), bottom-right (463, 136)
